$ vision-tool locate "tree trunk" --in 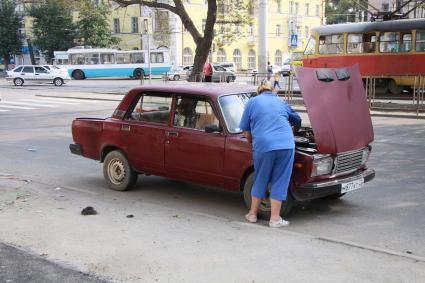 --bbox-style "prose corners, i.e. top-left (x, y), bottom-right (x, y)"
top-left (27, 38), bottom-right (36, 65)
top-left (3, 54), bottom-right (10, 71)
